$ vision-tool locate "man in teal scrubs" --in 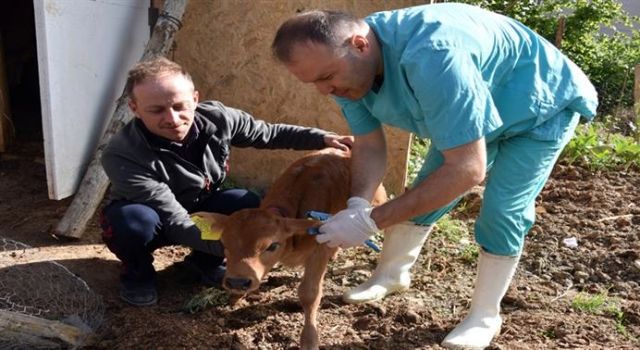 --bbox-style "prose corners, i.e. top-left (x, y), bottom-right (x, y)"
top-left (272, 3), bottom-right (597, 349)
